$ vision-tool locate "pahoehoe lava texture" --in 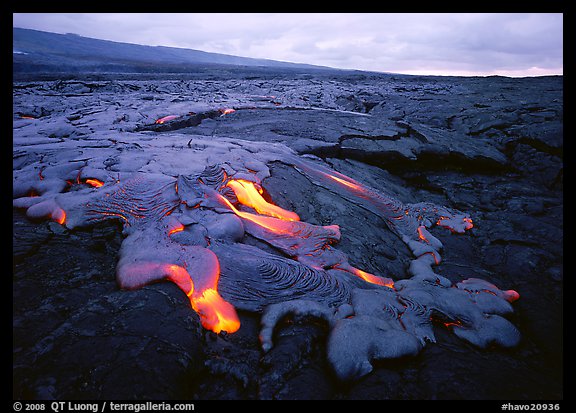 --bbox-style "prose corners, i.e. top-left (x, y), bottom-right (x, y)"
top-left (13, 70), bottom-right (562, 399)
